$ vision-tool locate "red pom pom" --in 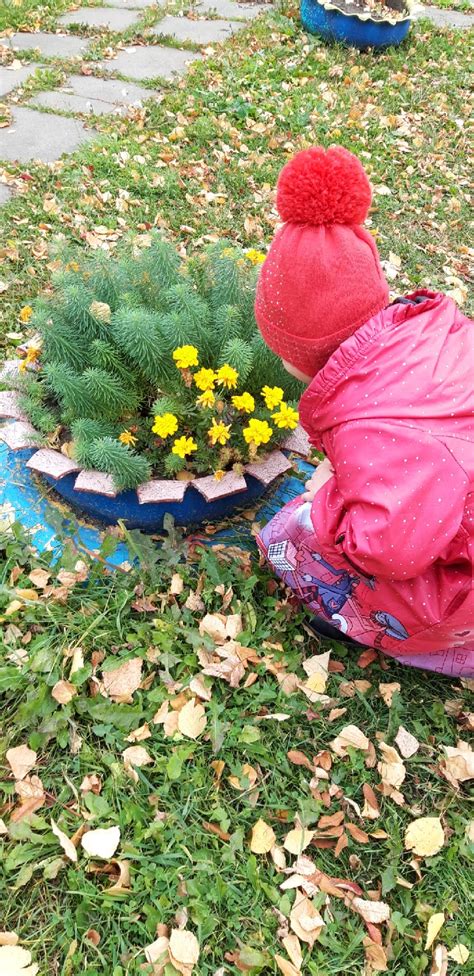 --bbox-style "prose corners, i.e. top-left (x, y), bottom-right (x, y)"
top-left (276, 145), bottom-right (372, 226)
